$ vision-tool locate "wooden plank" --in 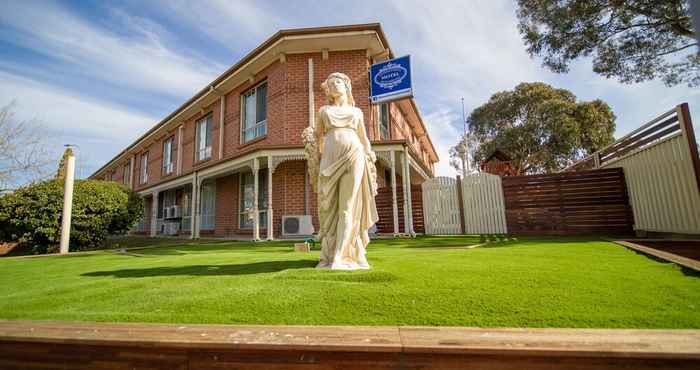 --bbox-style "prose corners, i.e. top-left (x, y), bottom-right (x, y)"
top-left (1, 320), bottom-right (699, 370)
top-left (611, 240), bottom-right (700, 272)
top-left (502, 168), bottom-right (632, 235)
